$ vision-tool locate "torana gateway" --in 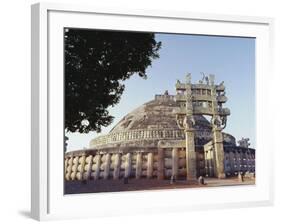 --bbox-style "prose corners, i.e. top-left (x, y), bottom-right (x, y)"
top-left (64, 74), bottom-right (255, 182)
